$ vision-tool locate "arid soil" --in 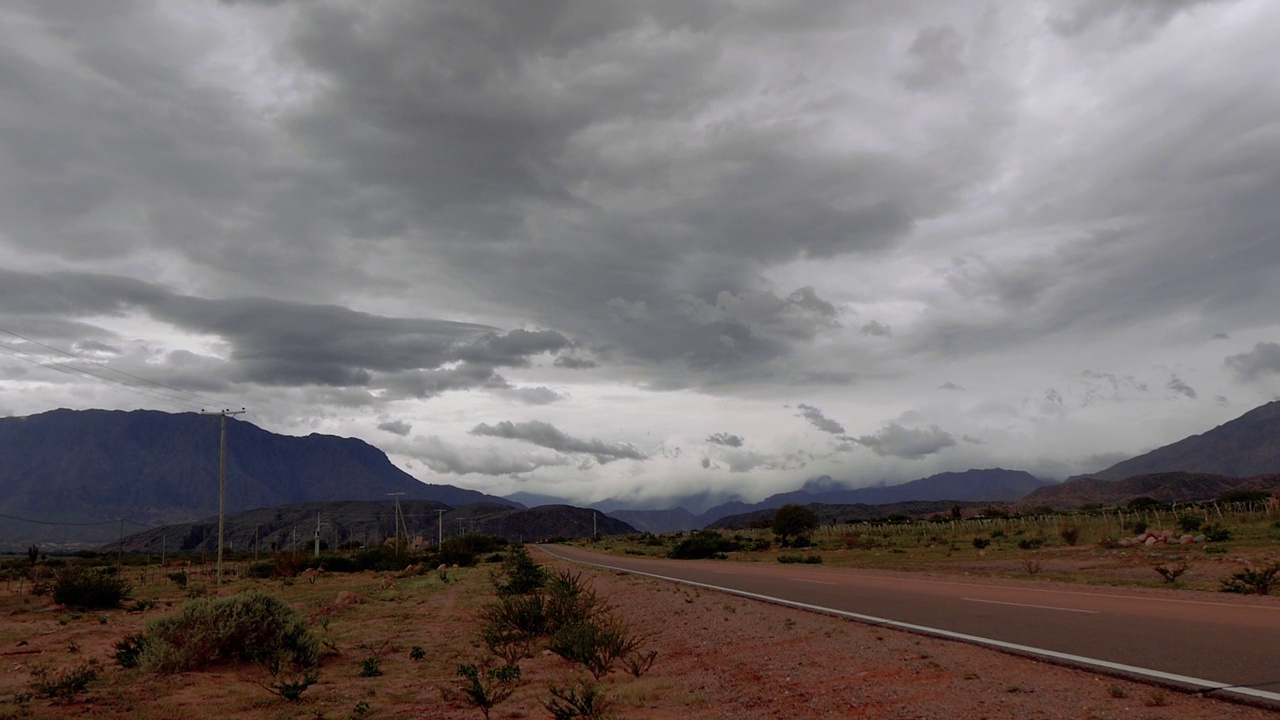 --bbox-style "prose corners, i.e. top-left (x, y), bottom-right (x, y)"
top-left (1, 552), bottom-right (1275, 720)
